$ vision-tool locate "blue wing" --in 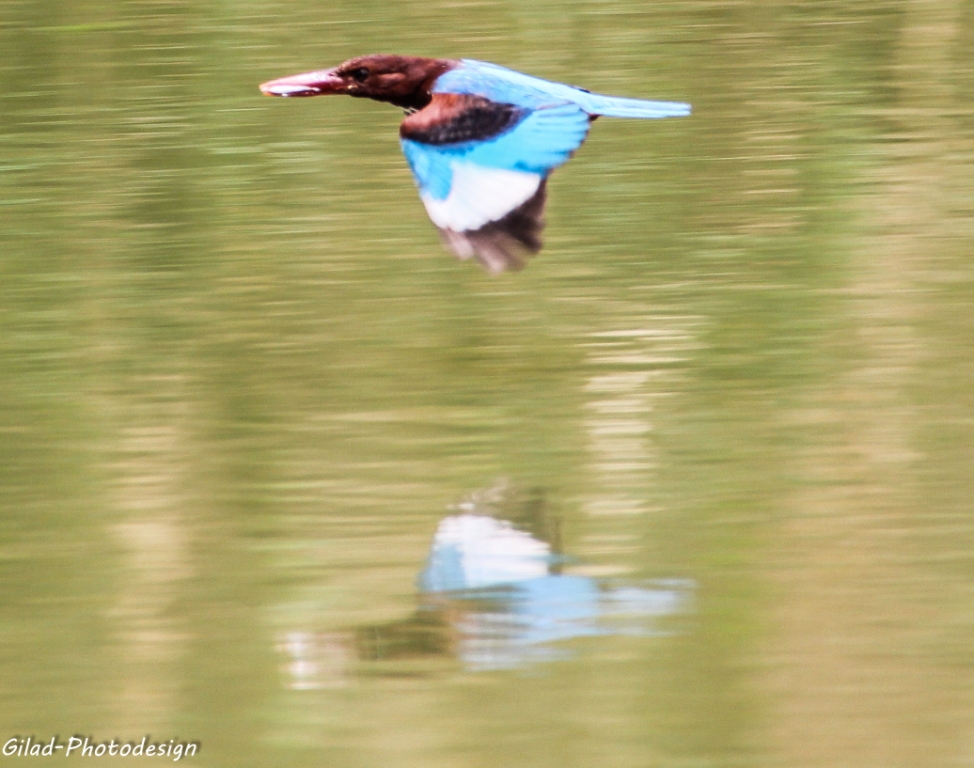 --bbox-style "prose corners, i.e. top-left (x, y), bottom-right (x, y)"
top-left (435, 59), bottom-right (691, 119)
top-left (399, 101), bottom-right (590, 272)
top-left (398, 62), bottom-right (689, 271)
top-left (400, 101), bottom-right (590, 202)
